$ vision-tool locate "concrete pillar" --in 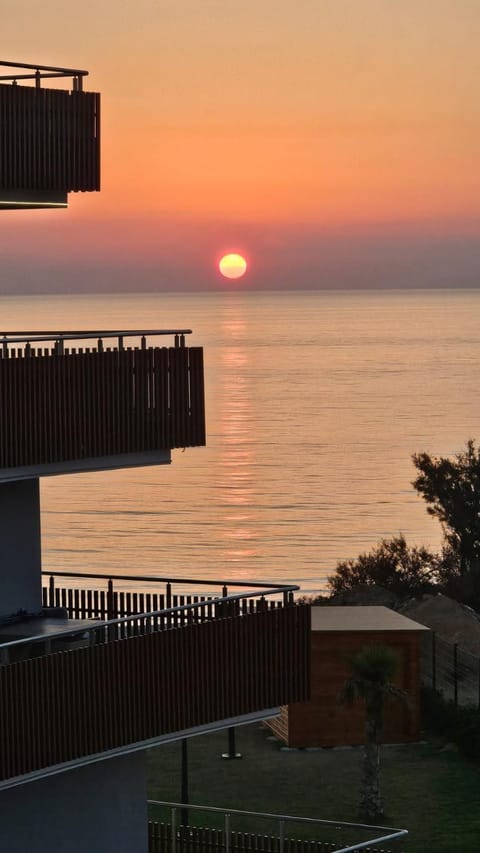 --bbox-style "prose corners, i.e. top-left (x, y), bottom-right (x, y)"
top-left (0, 753), bottom-right (148, 853)
top-left (0, 478), bottom-right (42, 620)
